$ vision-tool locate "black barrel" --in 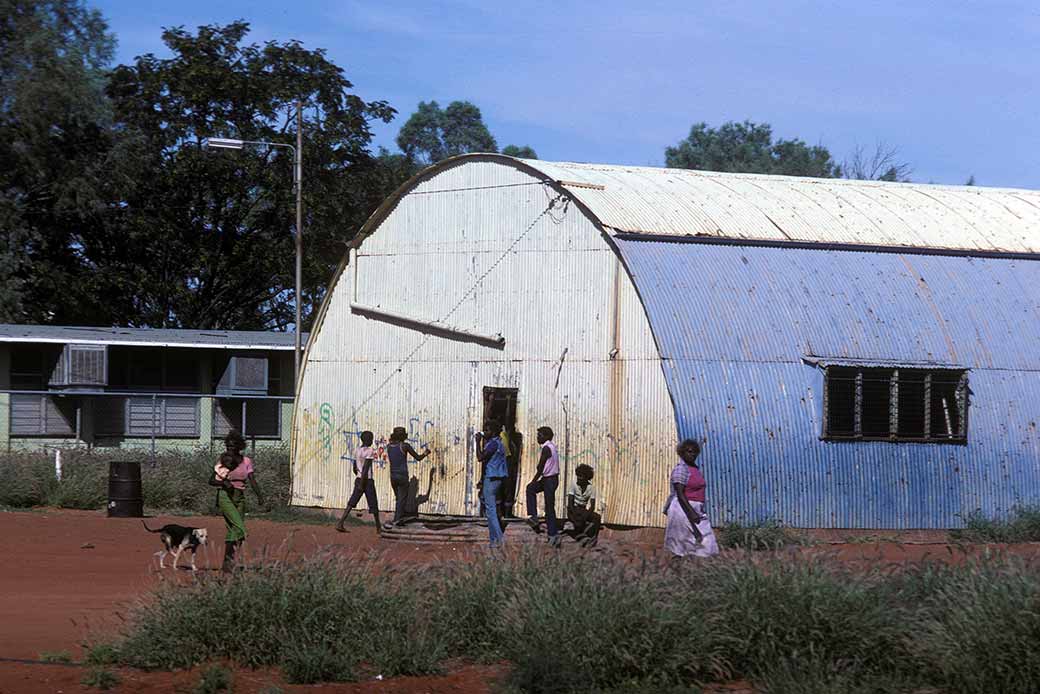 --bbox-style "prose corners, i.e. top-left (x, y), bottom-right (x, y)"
top-left (107, 461), bottom-right (143, 518)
